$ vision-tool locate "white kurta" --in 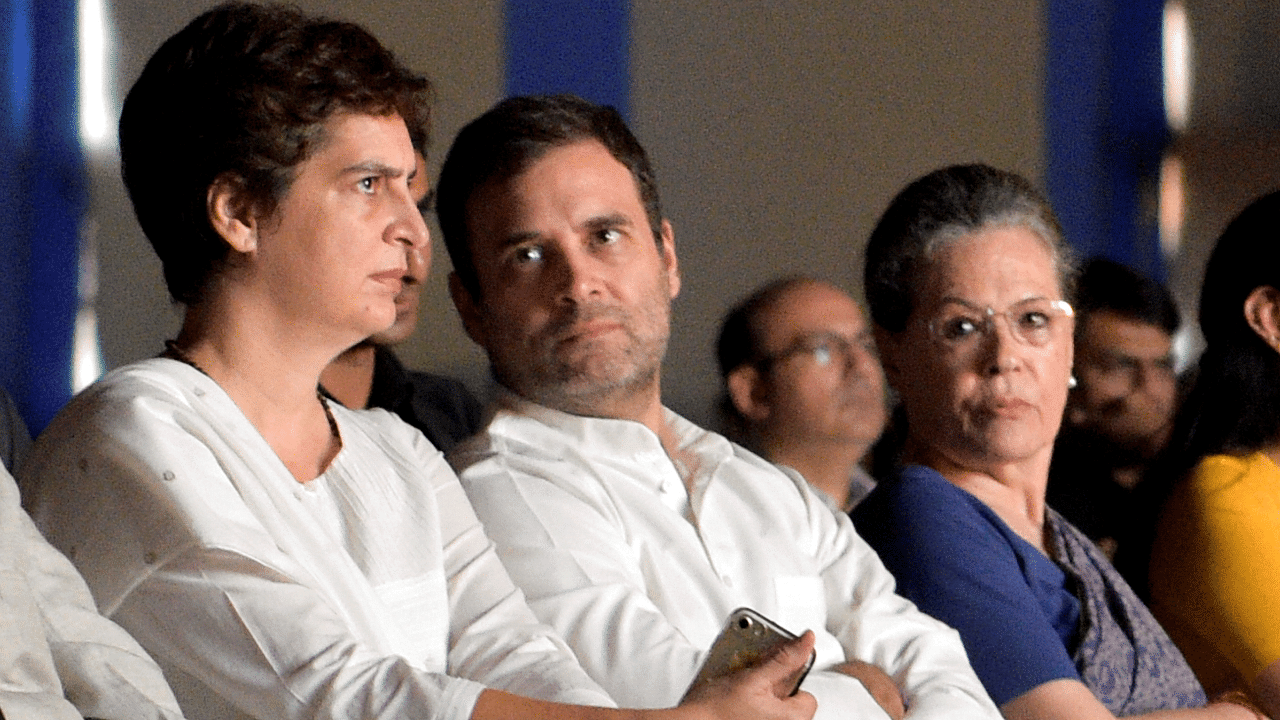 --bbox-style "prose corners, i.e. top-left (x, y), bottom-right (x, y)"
top-left (20, 359), bottom-right (611, 720)
top-left (451, 393), bottom-right (1001, 720)
top-left (0, 462), bottom-right (183, 720)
